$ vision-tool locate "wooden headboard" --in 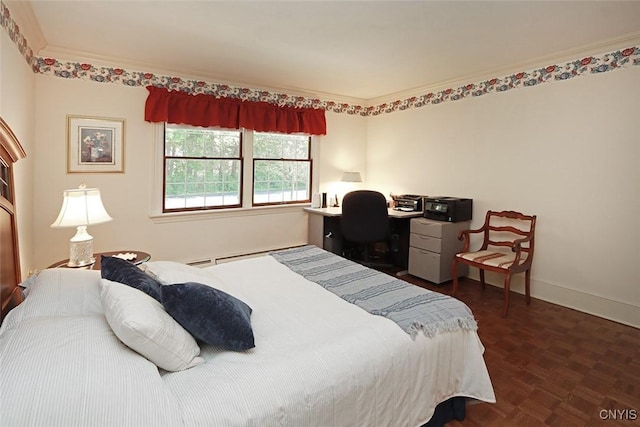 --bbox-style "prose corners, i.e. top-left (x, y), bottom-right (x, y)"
top-left (0, 117), bottom-right (26, 323)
